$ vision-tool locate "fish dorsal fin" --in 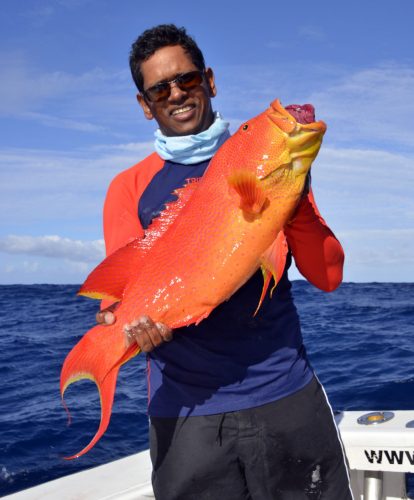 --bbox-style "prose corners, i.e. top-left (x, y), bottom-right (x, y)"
top-left (254, 230), bottom-right (288, 315)
top-left (78, 178), bottom-right (201, 301)
top-left (142, 177), bottom-right (201, 251)
top-left (228, 170), bottom-right (268, 216)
